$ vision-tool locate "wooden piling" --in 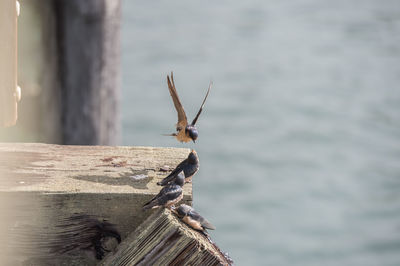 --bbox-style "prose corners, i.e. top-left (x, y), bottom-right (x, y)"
top-left (1, 0), bottom-right (121, 144)
top-left (101, 208), bottom-right (233, 266)
top-left (54, 0), bottom-right (121, 145)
